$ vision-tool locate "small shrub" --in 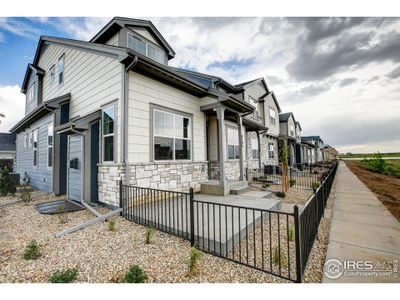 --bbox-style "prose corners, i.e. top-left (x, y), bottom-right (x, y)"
top-left (49, 268), bottom-right (78, 283)
top-left (23, 240), bottom-right (40, 260)
top-left (107, 219), bottom-right (116, 231)
top-left (122, 265), bottom-right (148, 283)
top-left (58, 205), bottom-right (68, 223)
top-left (288, 226), bottom-right (294, 242)
top-left (273, 245), bottom-right (287, 267)
top-left (275, 191), bottom-right (286, 198)
top-left (187, 247), bottom-right (202, 276)
top-left (19, 185), bottom-right (32, 204)
top-left (145, 225), bottom-right (154, 245)
top-left (0, 167), bottom-right (16, 196)
top-left (312, 181), bottom-right (320, 193)
top-left (289, 179), bottom-right (296, 187)
top-left (262, 183), bottom-right (270, 189)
